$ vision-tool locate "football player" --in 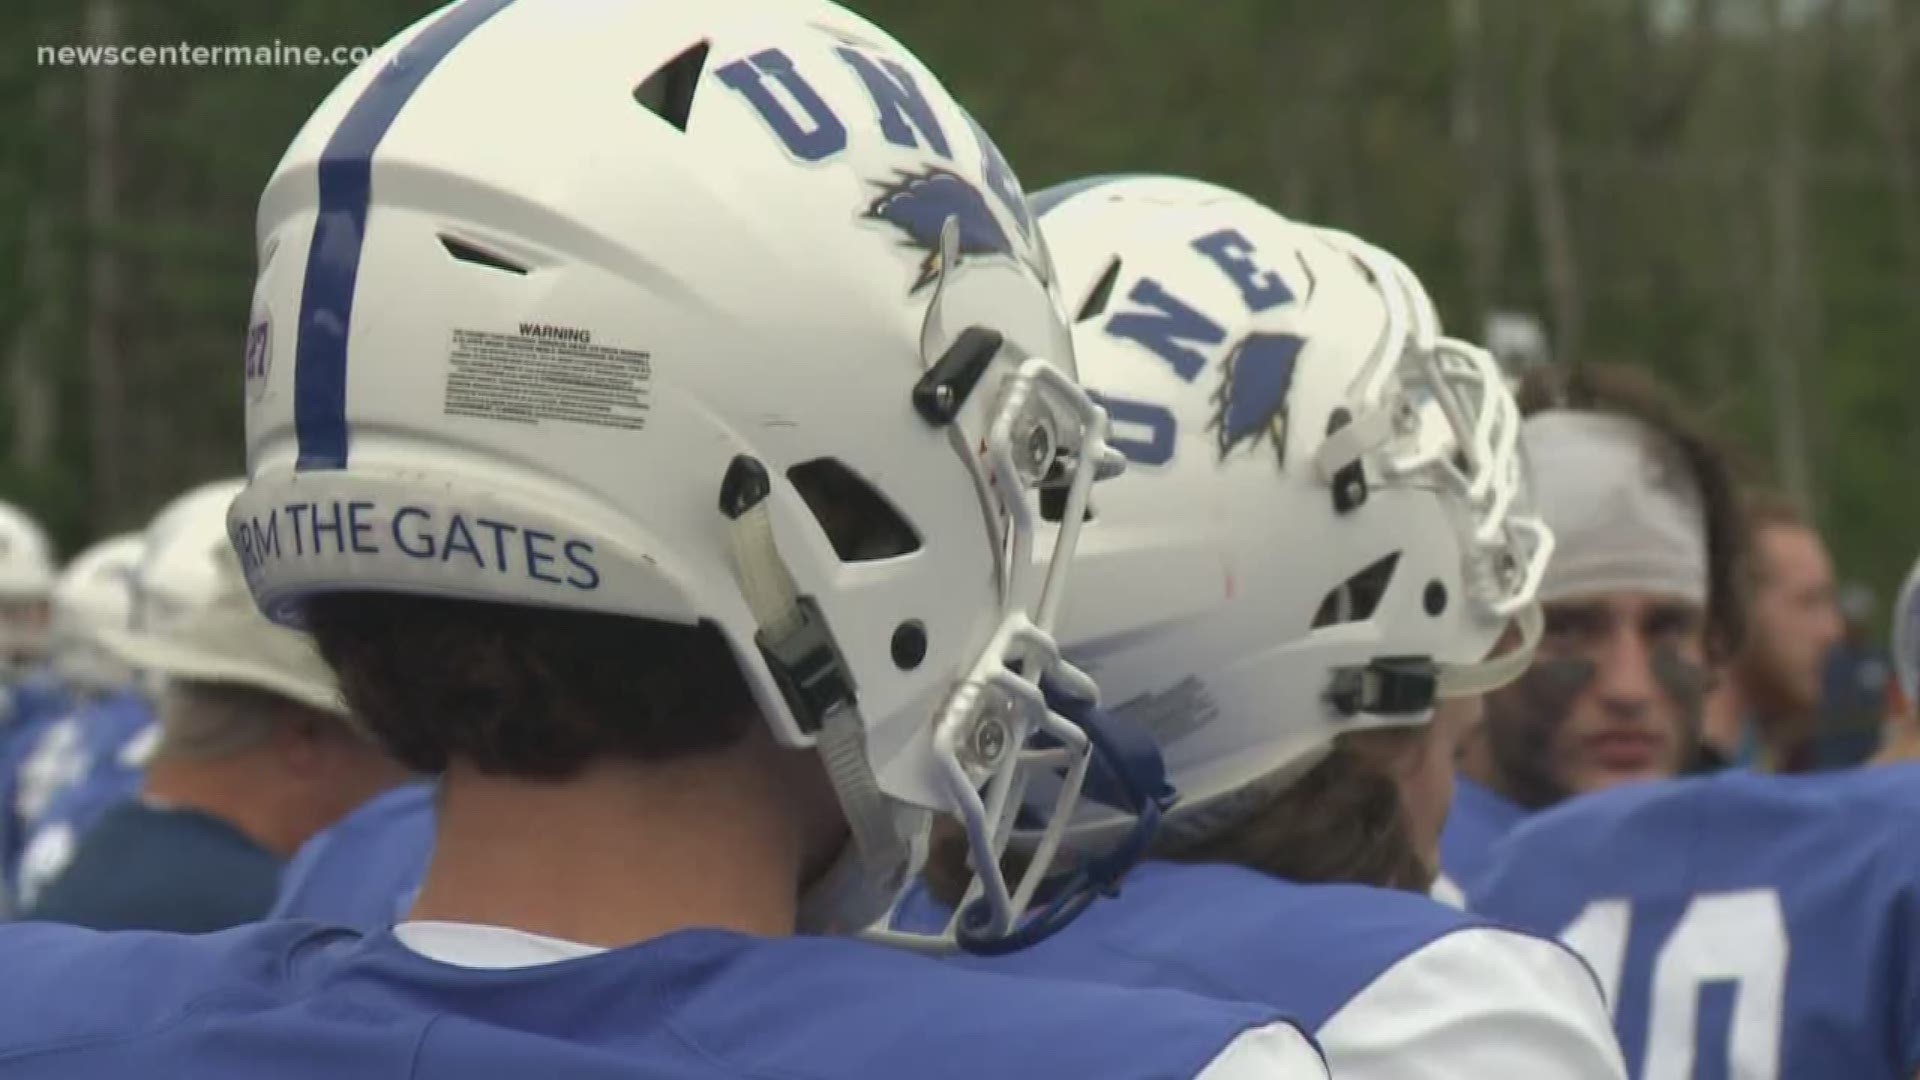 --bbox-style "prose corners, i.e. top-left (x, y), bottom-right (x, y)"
top-left (22, 484), bottom-right (407, 930)
top-left (1437, 363), bottom-right (1745, 900)
top-left (0, 532), bottom-right (144, 907)
top-left (0, 3), bottom-right (1326, 1078)
top-left (7, 482), bottom-right (242, 907)
top-left (899, 174), bottom-right (1626, 1078)
top-left (1700, 492), bottom-right (1841, 772)
top-left (0, 500), bottom-right (62, 912)
top-left (1467, 551), bottom-right (1920, 1078)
